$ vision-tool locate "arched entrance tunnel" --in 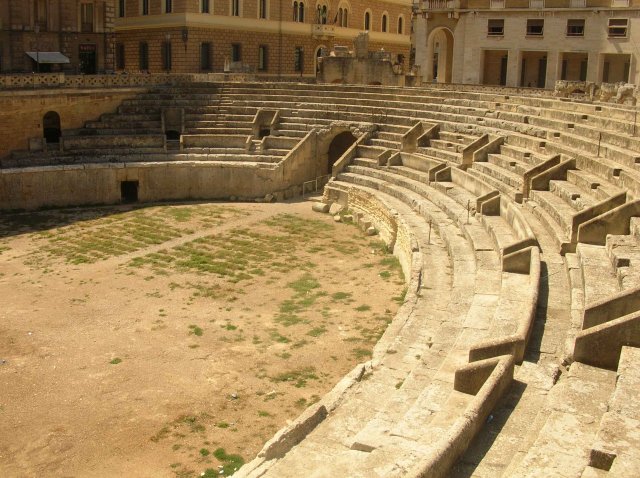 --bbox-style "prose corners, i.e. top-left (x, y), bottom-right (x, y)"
top-left (327, 131), bottom-right (357, 174)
